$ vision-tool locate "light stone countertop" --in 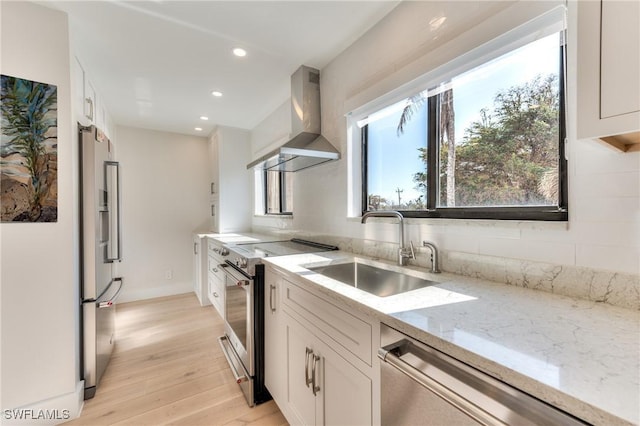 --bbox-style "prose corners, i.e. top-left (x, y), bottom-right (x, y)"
top-left (263, 250), bottom-right (640, 426)
top-left (194, 231), bottom-right (286, 245)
